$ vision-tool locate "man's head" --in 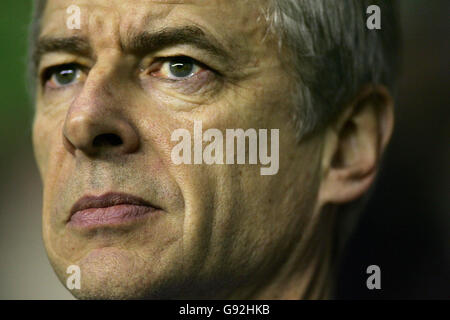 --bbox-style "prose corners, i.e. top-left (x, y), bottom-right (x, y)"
top-left (30, 0), bottom-right (397, 299)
